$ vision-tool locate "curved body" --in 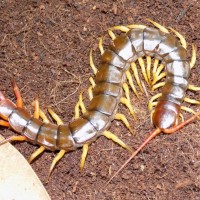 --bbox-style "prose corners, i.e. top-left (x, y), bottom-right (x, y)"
top-left (0, 27), bottom-right (190, 151)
